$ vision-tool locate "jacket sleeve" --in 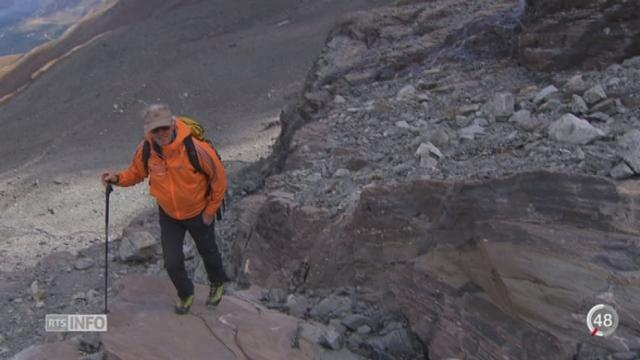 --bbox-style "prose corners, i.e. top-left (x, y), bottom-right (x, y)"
top-left (194, 140), bottom-right (227, 218)
top-left (116, 141), bottom-right (148, 187)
